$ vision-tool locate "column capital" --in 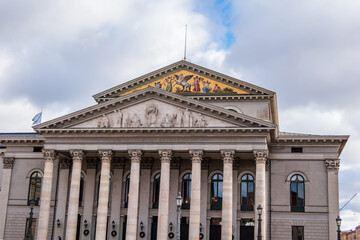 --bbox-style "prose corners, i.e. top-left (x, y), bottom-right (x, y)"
top-left (42, 149), bottom-right (56, 161)
top-left (128, 149), bottom-right (142, 163)
top-left (325, 159), bottom-right (340, 171)
top-left (2, 157), bottom-right (14, 169)
top-left (253, 150), bottom-right (268, 164)
top-left (189, 149), bottom-right (203, 163)
top-left (158, 150), bottom-right (172, 163)
top-left (99, 150), bottom-right (113, 163)
top-left (70, 150), bottom-right (84, 163)
top-left (220, 149), bottom-right (235, 163)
